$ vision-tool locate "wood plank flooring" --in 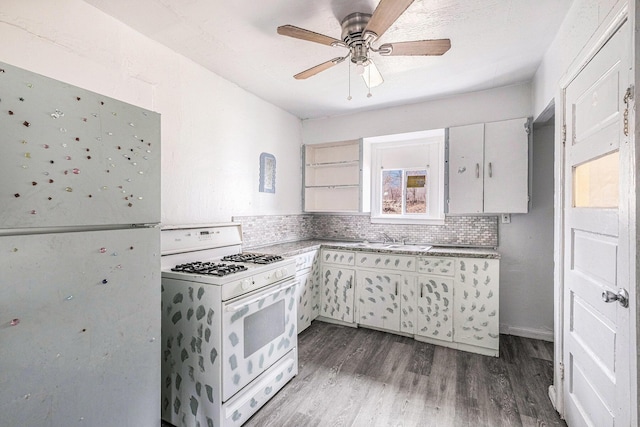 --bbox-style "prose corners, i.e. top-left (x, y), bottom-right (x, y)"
top-left (244, 321), bottom-right (566, 427)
